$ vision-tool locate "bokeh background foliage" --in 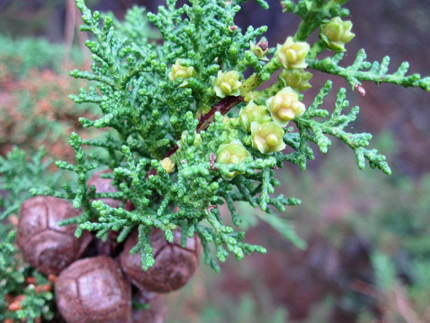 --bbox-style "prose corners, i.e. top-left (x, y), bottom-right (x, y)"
top-left (1, 0), bottom-right (430, 322)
